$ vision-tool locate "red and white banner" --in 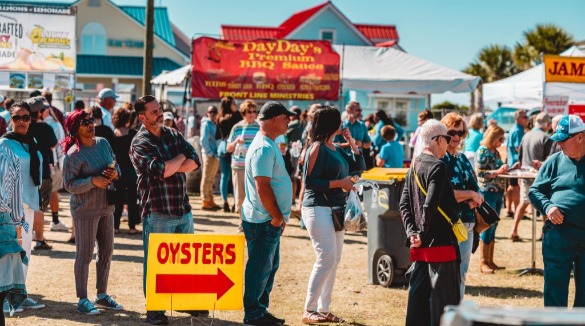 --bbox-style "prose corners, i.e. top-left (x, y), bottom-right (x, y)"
top-left (191, 37), bottom-right (340, 100)
top-left (543, 96), bottom-right (569, 116)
